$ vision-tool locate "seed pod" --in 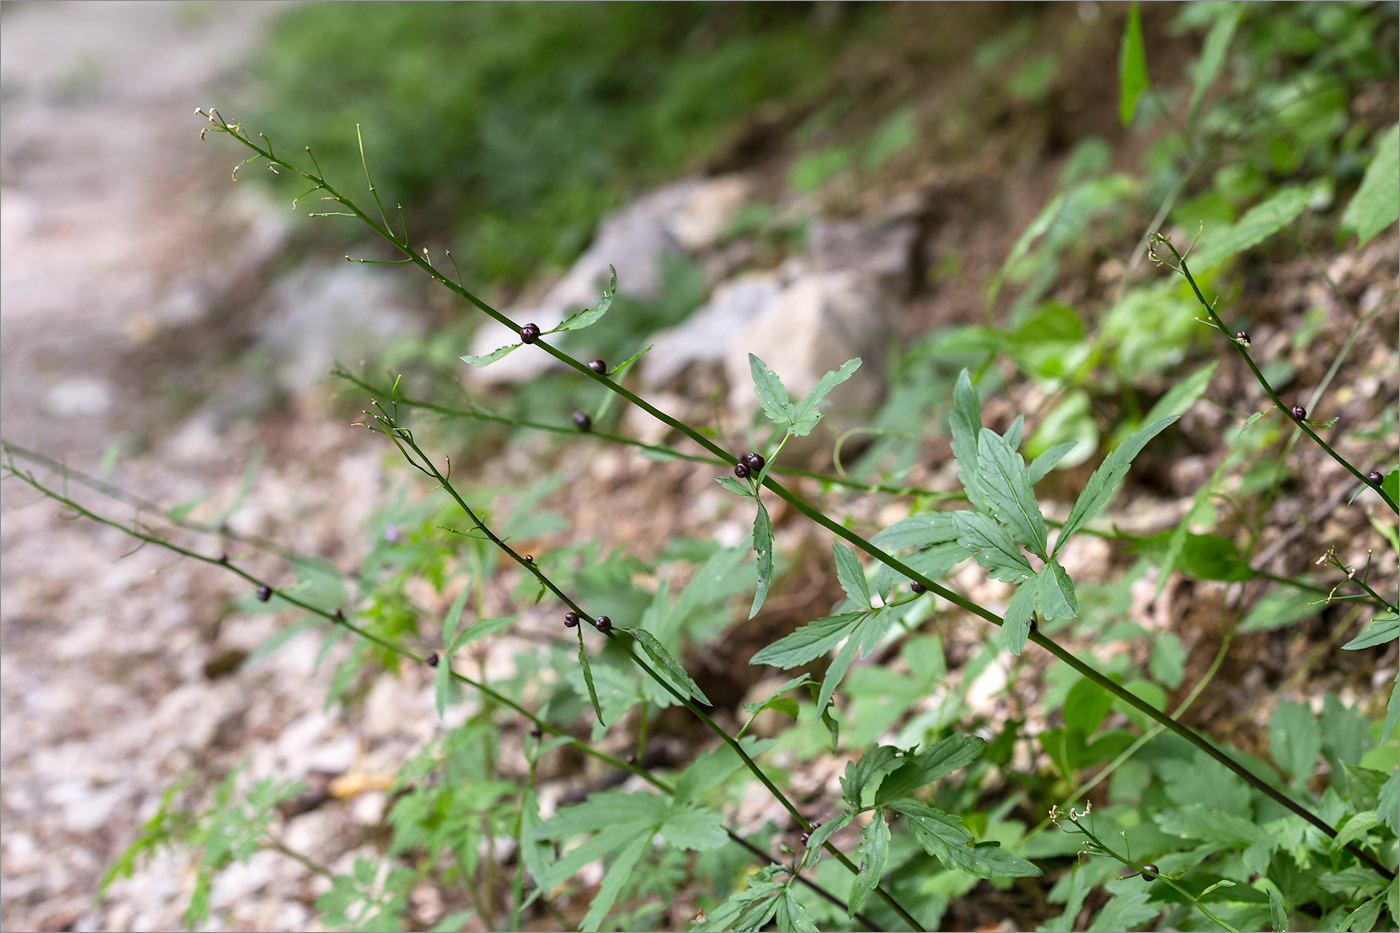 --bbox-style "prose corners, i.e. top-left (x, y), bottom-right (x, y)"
top-left (587, 359), bottom-right (607, 374)
top-left (1290, 405), bottom-right (1307, 420)
top-left (1368, 471), bottom-right (1384, 486)
top-left (564, 611), bottom-right (579, 628)
top-left (256, 585), bottom-right (272, 602)
top-left (1234, 330), bottom-right (1251, 348)
top-left (743, 452), bottom-right (766, 473)
top-left (520, 322), bottom-right (541, 344)
top-left (426, 651), bottom-right (440, 667)
top-left (734, 461), bottom-right (750, 478)
top-left (910, 582), bottom-right (926, 594)
top-left (594, 615), bottom-right (612, 633)
top-left (572, 411), bottom-right (592, 432)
